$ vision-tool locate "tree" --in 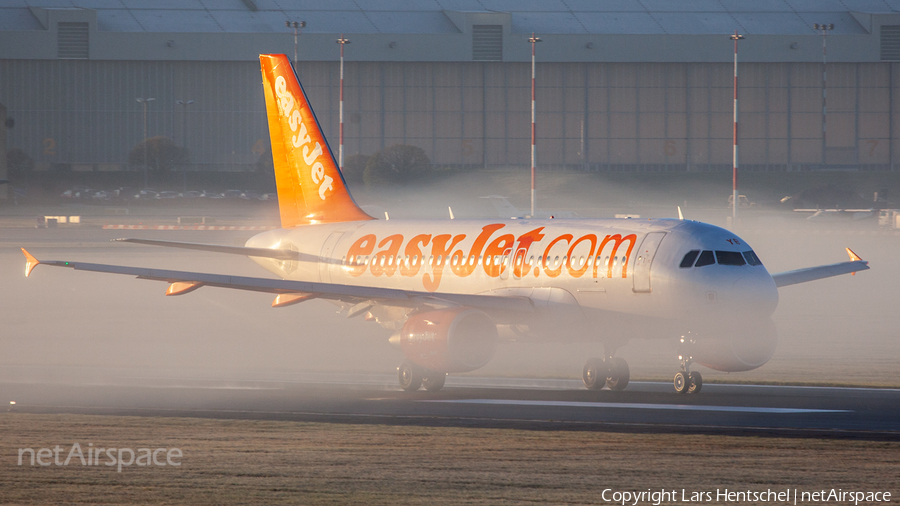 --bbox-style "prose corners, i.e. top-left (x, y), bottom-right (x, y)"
top-left (364, 144), bottom-right (431, 186)
top-left (128, 136), bottom-right (188, 183)
top-left (341, 154), bottom-right (369, 185)
top-left (6, 148), bottom-right (34, 183)
top-left (255, 145), bottom-right (273, 175)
